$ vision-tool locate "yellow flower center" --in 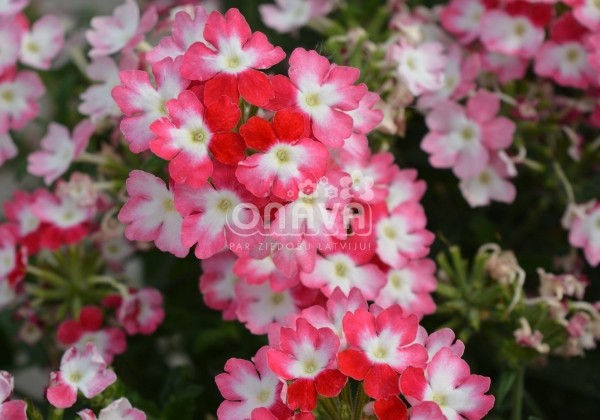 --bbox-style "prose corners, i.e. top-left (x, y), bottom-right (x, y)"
top-left (335, 262), bottom-right (347, 277)
top-left (305, 93), bottom-right (320, 107)
top-left (271, 293), bottom-right (285, 305)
